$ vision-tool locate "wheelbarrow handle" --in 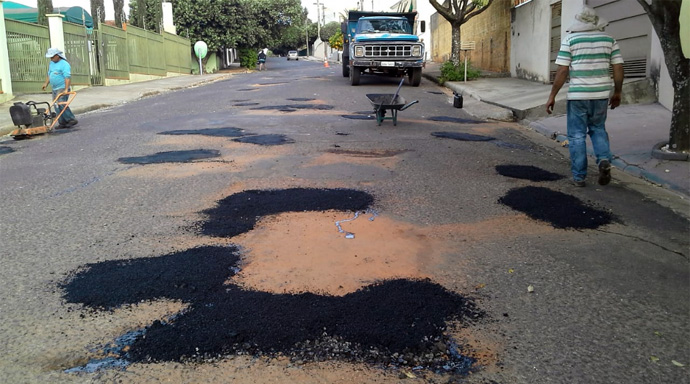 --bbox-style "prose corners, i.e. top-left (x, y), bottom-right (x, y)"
top-left (400, 100), bottom-right (419, 111)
